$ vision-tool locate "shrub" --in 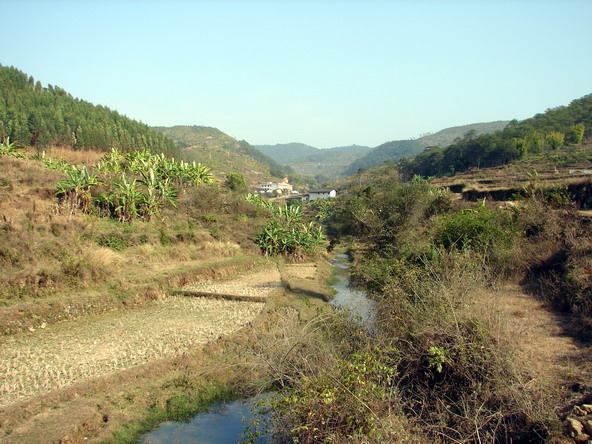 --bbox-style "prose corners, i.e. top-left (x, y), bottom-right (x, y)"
top-left (225, 172), bottom-right (246, 191)
top-left (271, 347), bottom-right (398, 442)
top-left (96, 232), bottom-right (130, 251)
